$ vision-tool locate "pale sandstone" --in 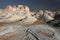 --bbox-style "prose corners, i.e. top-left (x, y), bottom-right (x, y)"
top-left (0, 5), bottom-right (59, 40)
top-left (0, 5), bottom-right (37, 25)
top-left (19, 12), bottom-right (37, 25)
top-left (0, 23), bottom-right (27, 40)
top-left (5, 5), bottom-right (13, 11)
